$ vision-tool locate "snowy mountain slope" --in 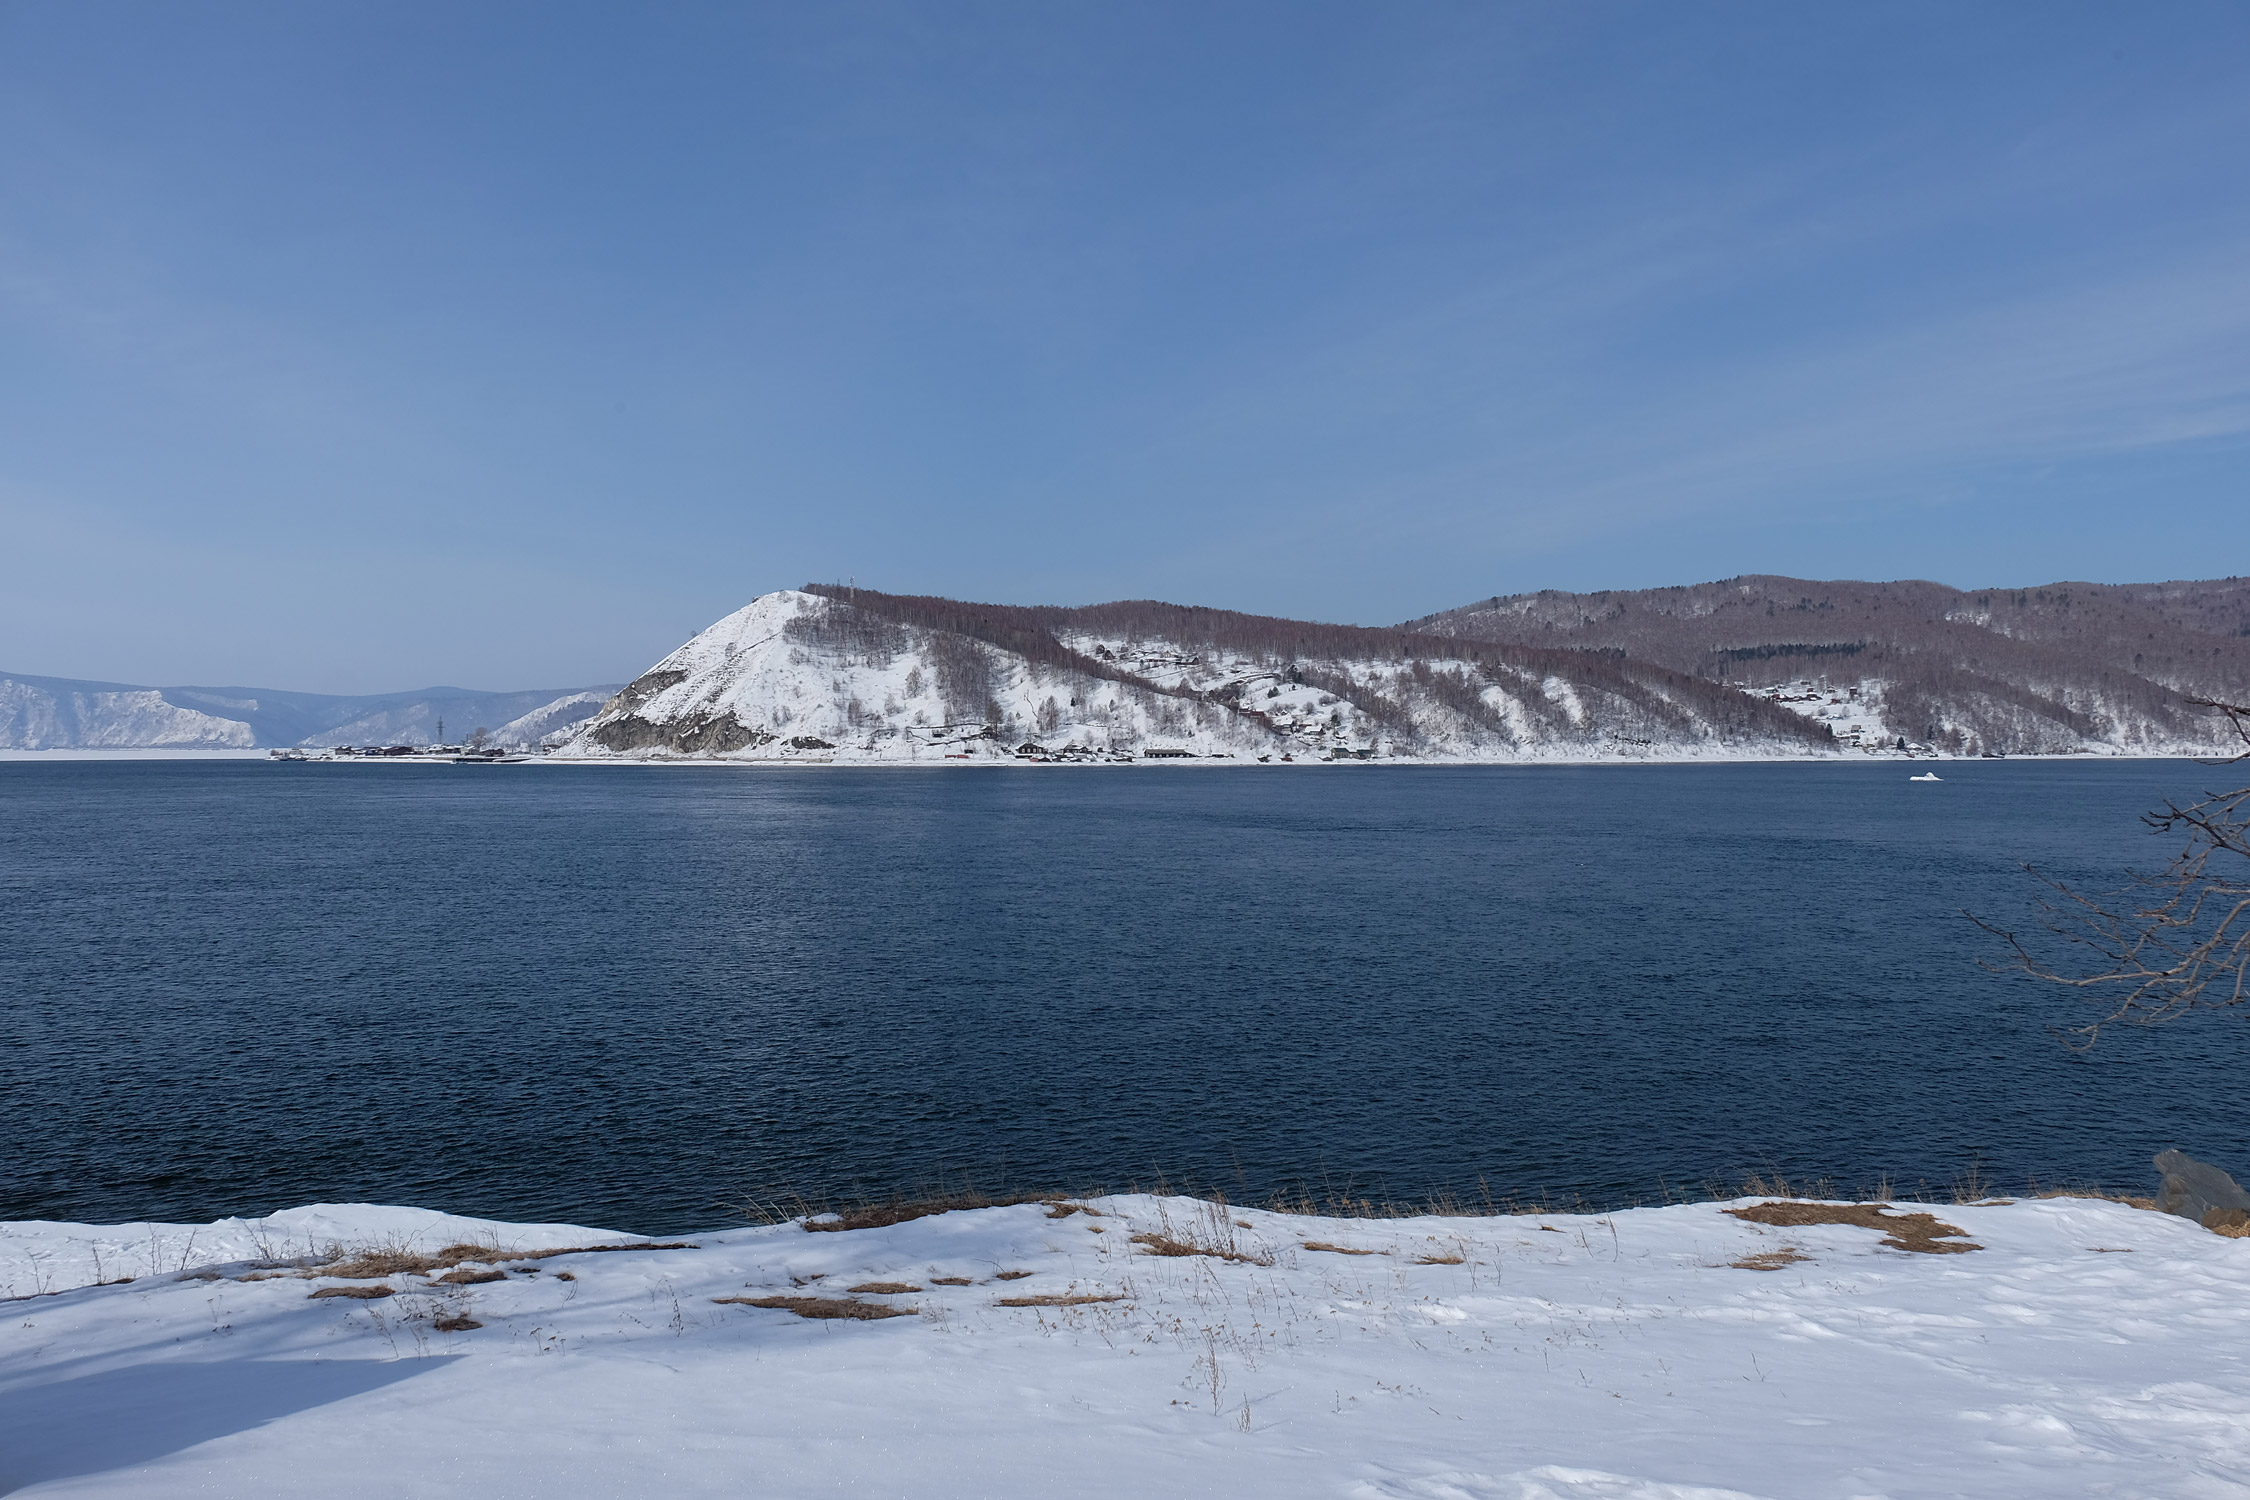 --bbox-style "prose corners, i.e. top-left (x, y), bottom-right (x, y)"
top-left (0, 673), bottom-right (620, 750)
top-left (0, 675), bottom-right (254, 749)
top-left (308, 686), bottom-right (620, 750)
top-left (2, 1193), bottom-right (2244, 1497)
top-left (1407, 576), bottom-right (2250, 757)
top-left (489, 691), bottom-right (611, 749)
top-left (562, 591), bottom-right (1283, 762)
top-left (556, 589), bottom-right (1835, 763)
